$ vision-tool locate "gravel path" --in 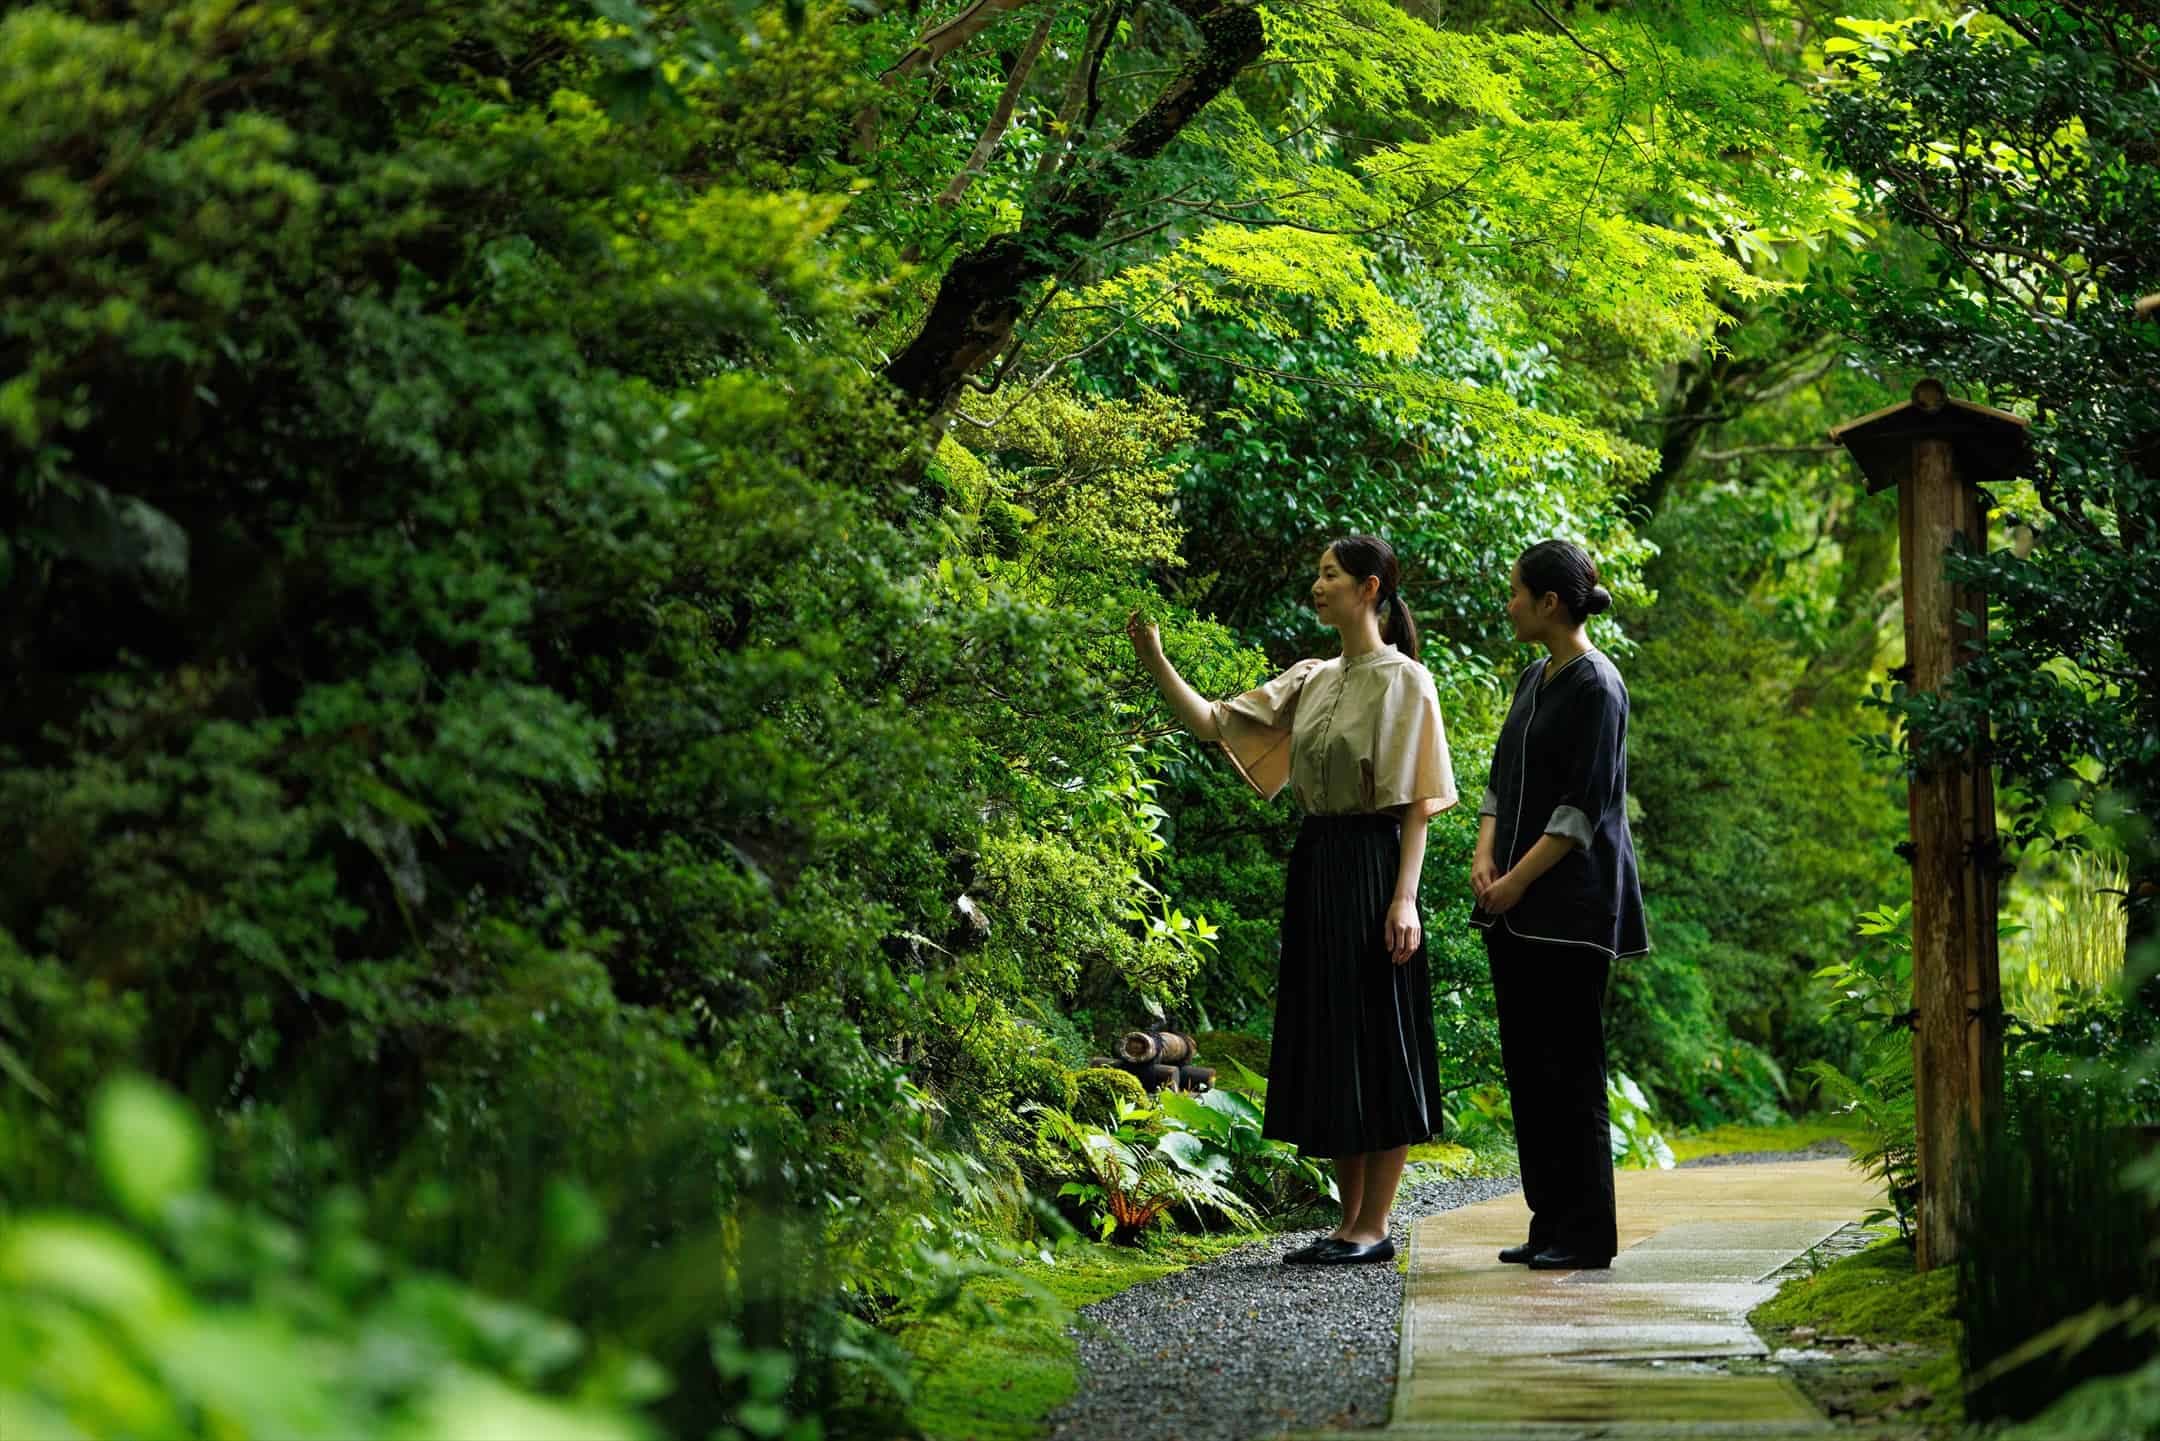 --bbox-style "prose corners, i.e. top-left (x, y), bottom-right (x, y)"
top-left (1044, 1170), bottom-right (1521, 1441)
top-left (1046, 1143), bottom-right (1859, 1441)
